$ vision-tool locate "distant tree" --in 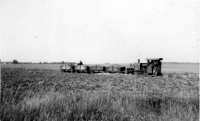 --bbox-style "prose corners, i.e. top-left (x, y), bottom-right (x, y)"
top-left (13, 60), bottom-right (19, 64)
top-left (62, 61), bottom-right (65, 64)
